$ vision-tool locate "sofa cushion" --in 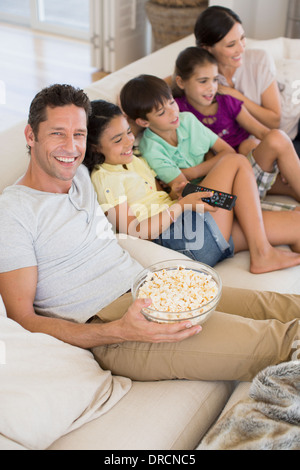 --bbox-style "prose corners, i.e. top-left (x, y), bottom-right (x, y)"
top-left (0, 316), bottom-right (131, 450)
top-left (282, 38), bottom-right (300, 60)
top-left (0, 433), bottom-right (28, 450)
top-left (0, 120), bottom-right (28, 193)
top-left (48, 379), bottom-right (234, 450)
top-left (215, 250), bottom-right (300, 294)
top-left (116, 229), bottom-right (300, 295)
top-left (276, 58), bottom-right (300, 138)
